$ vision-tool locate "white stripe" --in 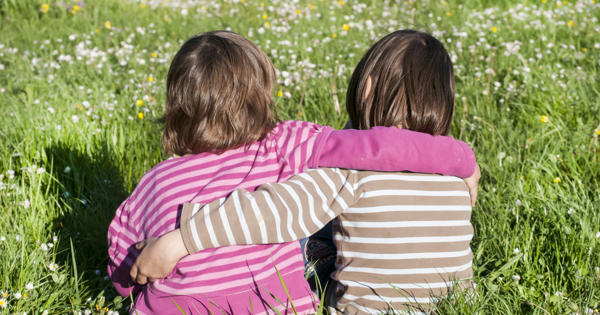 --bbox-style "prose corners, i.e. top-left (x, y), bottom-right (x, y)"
top-left (204, 203), bottom-right (220, 247)
top-left (334, 234), bottom-right (473, 244)
top-left (335, 300), bottom-right (428, 314)
top-left (281, 183), bottom-right (311, 237)
top-left (262, 191), bottom-right (284, 242)
top-left (293, 179), bottom-right (325, 230)
top-left (341, 220), bottom-right (471, 228)
top-left (217, 199), bottom-right (236, 245)
top-left (317, 168), bottom-right (338, 196)
top-left (345, 205), bottom-right (471, 213)
top-left (362, 189), bottom-right (469, 198)
top-left (189, 204), bottom-right (204, 249)
top-left (265, 183), bottom-right (297, 241)
top-left (339, 279), bottom-right (456, 289)
top-left (340, 248), bottom-right (472, 260)
top-left (357, 174), bottom-right (462, 185)
top-left (297, 172), bottom-right (338, 220)
top-left (249, 195), bottom-right (269, 243)
top-left (341, 261), bottom-right (472, 275)
top-left (232, 191), bottom-right (253, 244)
top-left (342, 293), bottom-right (436, 304)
